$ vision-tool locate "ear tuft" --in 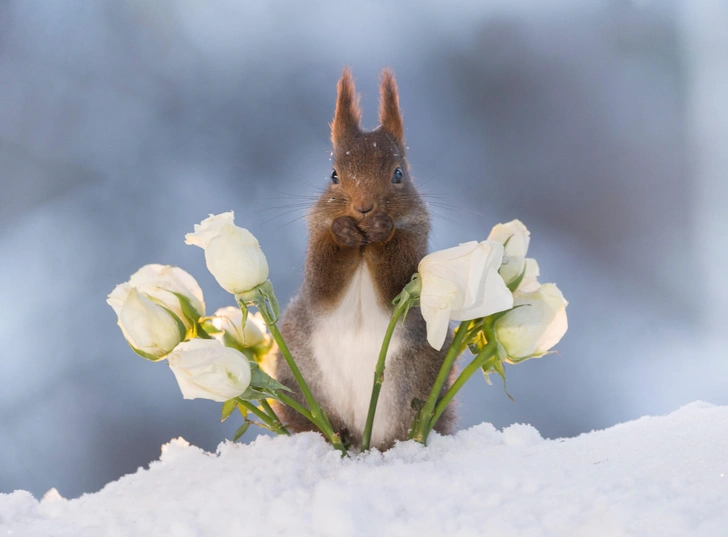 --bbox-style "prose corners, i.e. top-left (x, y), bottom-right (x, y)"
top-left (378, 68), bottom-right (404, 147)
top-left (331, 68), bottom-right (361, 147)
